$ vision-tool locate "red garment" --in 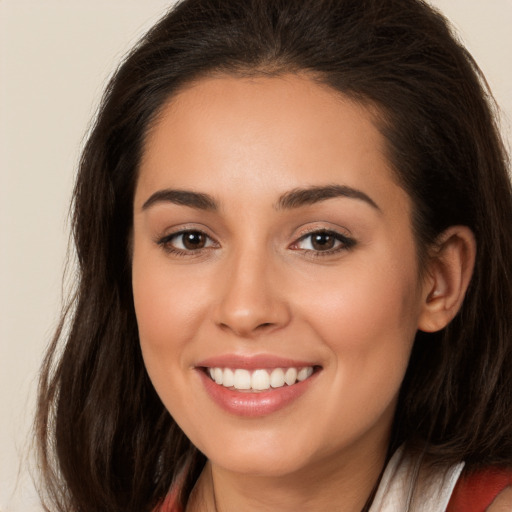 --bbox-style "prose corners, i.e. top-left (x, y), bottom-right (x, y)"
top-left (446, 467), bottom-right (512, 512)
top-left (159, 467), bottom-right (512, 512)
top-left (159, 488), bottom-right (181, 512)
